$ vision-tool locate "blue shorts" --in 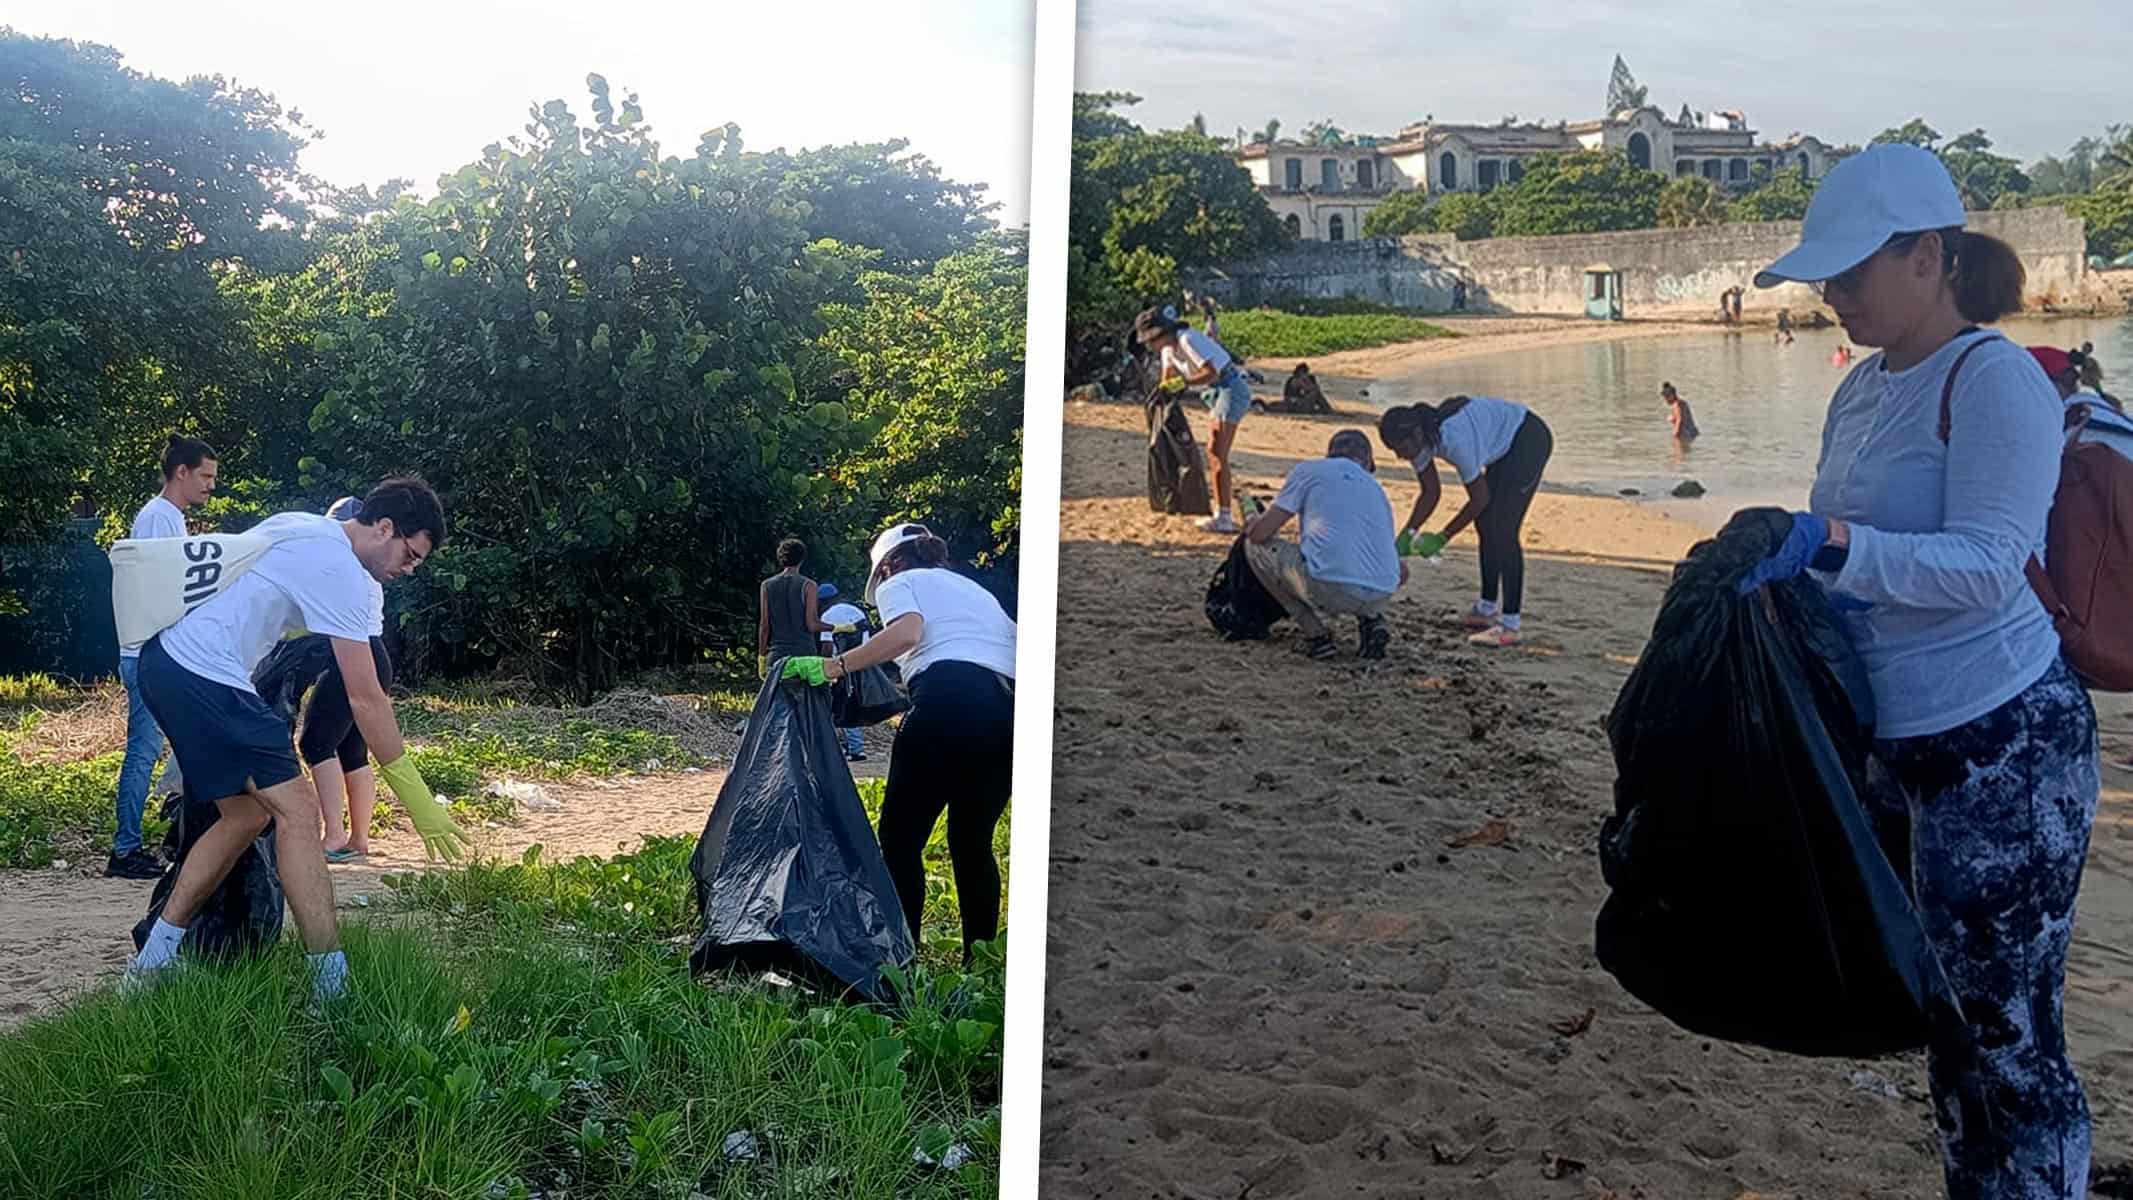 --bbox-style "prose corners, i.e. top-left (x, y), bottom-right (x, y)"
top-left (1205, 371), bottom-right (1253, 425)
top-left (139, 636), bottom-right (303, 802)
